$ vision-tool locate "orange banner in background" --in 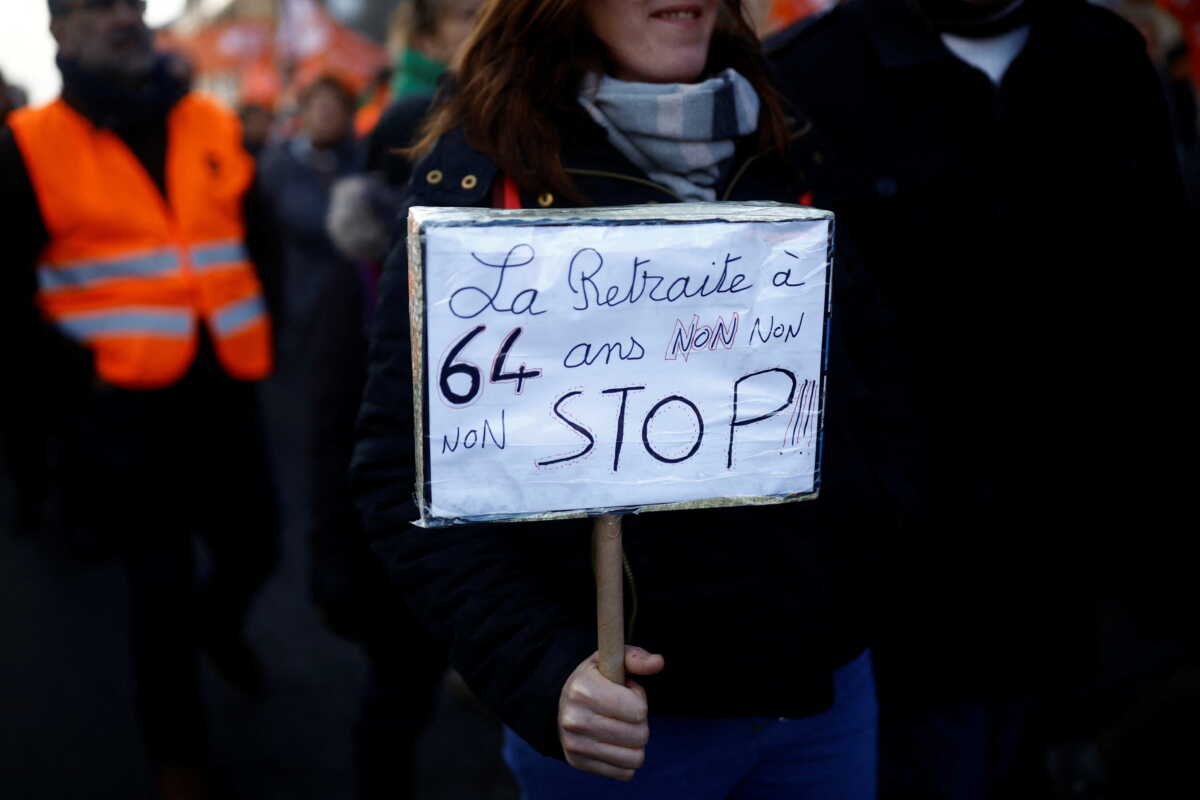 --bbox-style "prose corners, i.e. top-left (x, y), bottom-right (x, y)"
top-left (158, 3), bottom-right (387, 108)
